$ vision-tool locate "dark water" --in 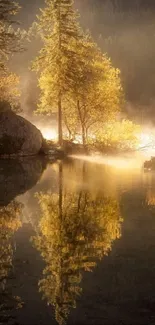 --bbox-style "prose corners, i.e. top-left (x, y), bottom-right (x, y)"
top-left (1, 156), bottom-right (155, 325)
